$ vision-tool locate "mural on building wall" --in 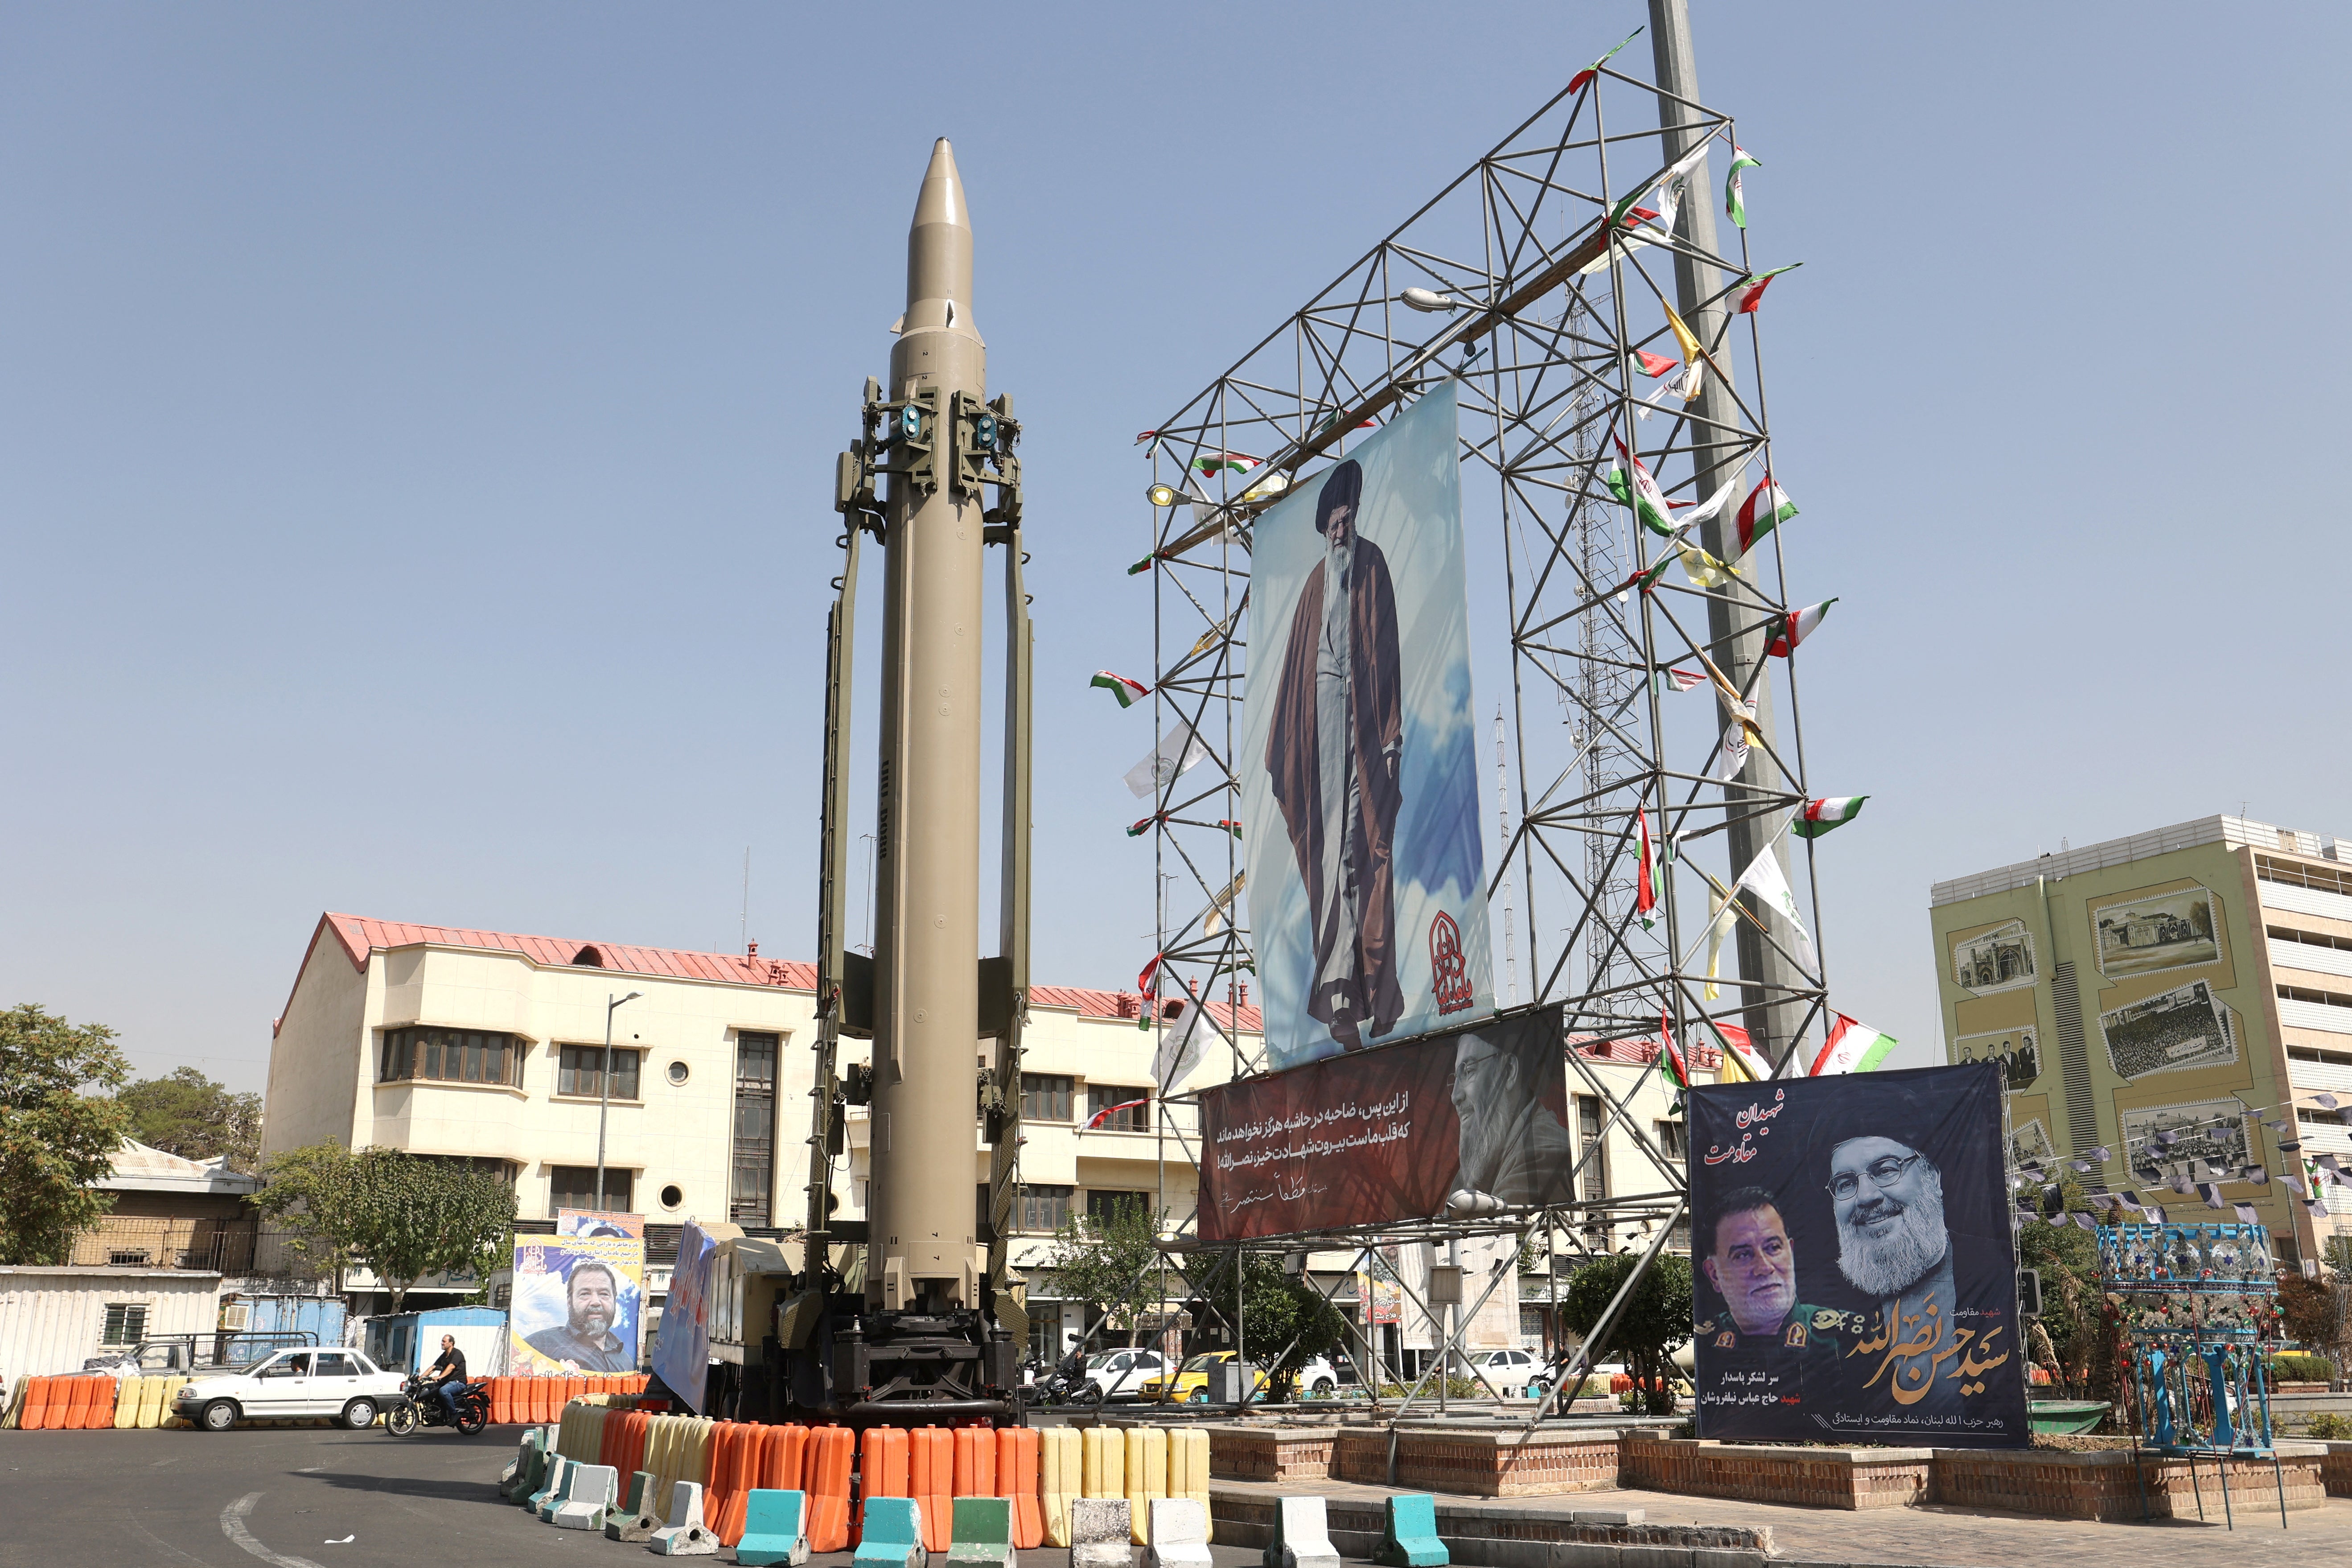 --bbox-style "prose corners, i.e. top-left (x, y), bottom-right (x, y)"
top-left (1956, 1027), bottom-right (2040, 1091)
top-left (1951, 920), bottom-right (2036, 995)
top-left (2091, 886), bottom-right (2221, 979)
top-left (2009, 1117), bottom-right (2056, 1168)
top-left (2099, 978), bottom-right (2237, 1081)
top-left (2122, 1099), bottom-right (2254, 1188)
